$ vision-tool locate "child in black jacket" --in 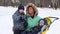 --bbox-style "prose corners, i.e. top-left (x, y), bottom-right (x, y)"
top-left (12, 4), bottom-right (28, 34)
